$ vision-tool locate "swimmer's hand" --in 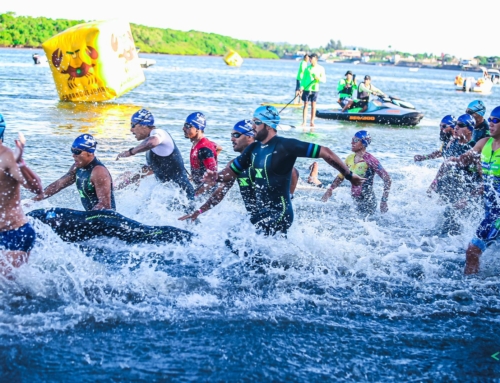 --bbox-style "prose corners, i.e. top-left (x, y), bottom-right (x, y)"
top-left (178, 210), bottom-right (201, 222)
top-left (116, 150), bottom-right (132, 160)
top-left (202, 170), bottom-right (218, 186)
top-left (321, 188), bottom-right (333, 202)
top-left (414, 155), bottom-right (426, 162)
top-left (14, 132), bottom-right (26, 163)
top-left (349, 174), bottom-right (365, 186)
top-left (32, 193), bottom-right (45, 202)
